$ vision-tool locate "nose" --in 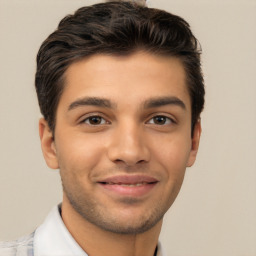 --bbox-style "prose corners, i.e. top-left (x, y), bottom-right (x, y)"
top-left (107, 122), bottom-right (150, 166)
